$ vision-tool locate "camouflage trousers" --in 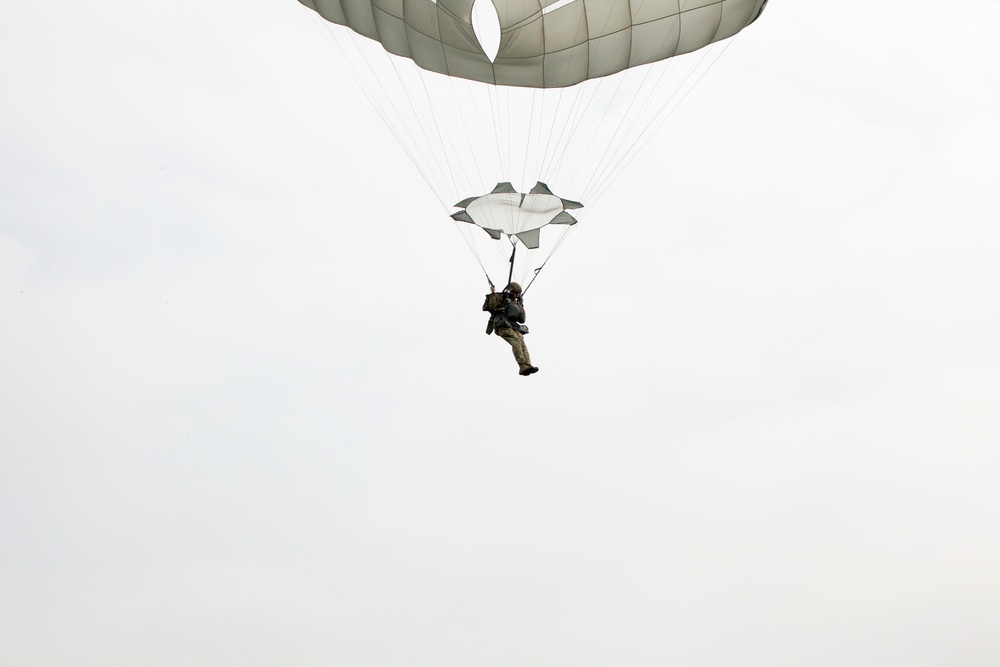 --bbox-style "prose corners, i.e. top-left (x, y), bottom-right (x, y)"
top-left (495, 327), bottom-right (531, 370)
